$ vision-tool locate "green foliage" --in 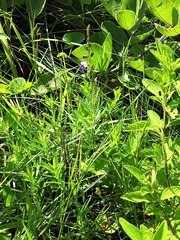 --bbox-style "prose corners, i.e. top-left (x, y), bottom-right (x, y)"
top-left (72, 32), bottom-right (112, 71)
top-left (25, 0), bottom-right (47, 18)
top-left (100, 0), bottom-right (145, 31)
top-left (145, 0), bottom-right (180, 36)
top-left (0, 0), bottom-right (180, 239)
top-left (120, 218), bottom-right (169, 240)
